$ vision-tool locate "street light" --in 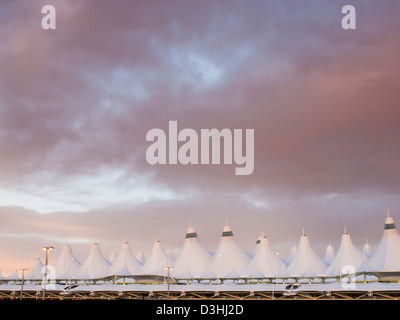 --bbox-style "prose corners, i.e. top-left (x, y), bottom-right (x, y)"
top-left (20, 268), bottom-right (28, 300)
top-left (165, 266), bottom-right (174, 299)
top-left (42, 246), bottom-right (54, 300)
